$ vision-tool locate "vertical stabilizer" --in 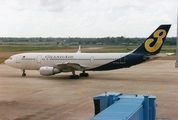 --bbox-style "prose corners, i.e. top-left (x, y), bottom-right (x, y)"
top-left (133, 25), bottom-right (171, 55)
